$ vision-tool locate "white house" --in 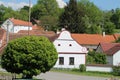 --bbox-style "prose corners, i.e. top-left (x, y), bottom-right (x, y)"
top-left (1, 18), bottom-right (32, 33)
top-left (96, 43), bottom-right (120, 66)
top-left (53, 29), bottom-right (88, 68)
